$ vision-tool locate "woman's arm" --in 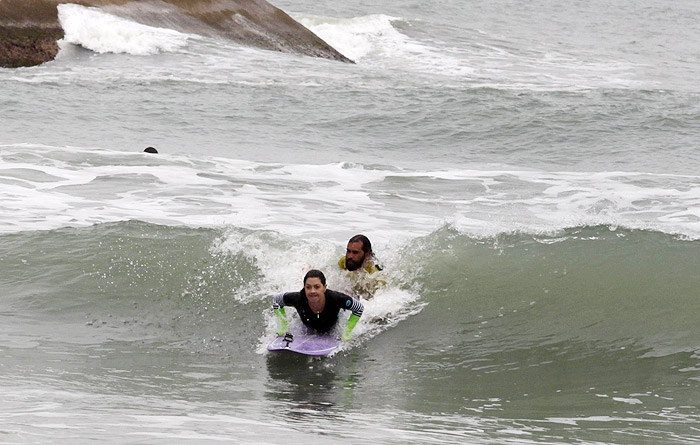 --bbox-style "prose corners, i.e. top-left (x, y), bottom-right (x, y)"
top-left (272, 293), bottom-right (288, 336)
